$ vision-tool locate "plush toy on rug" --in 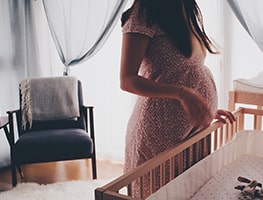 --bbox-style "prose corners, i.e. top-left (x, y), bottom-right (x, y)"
top-left (235, 176), bottom-right (263, 200)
